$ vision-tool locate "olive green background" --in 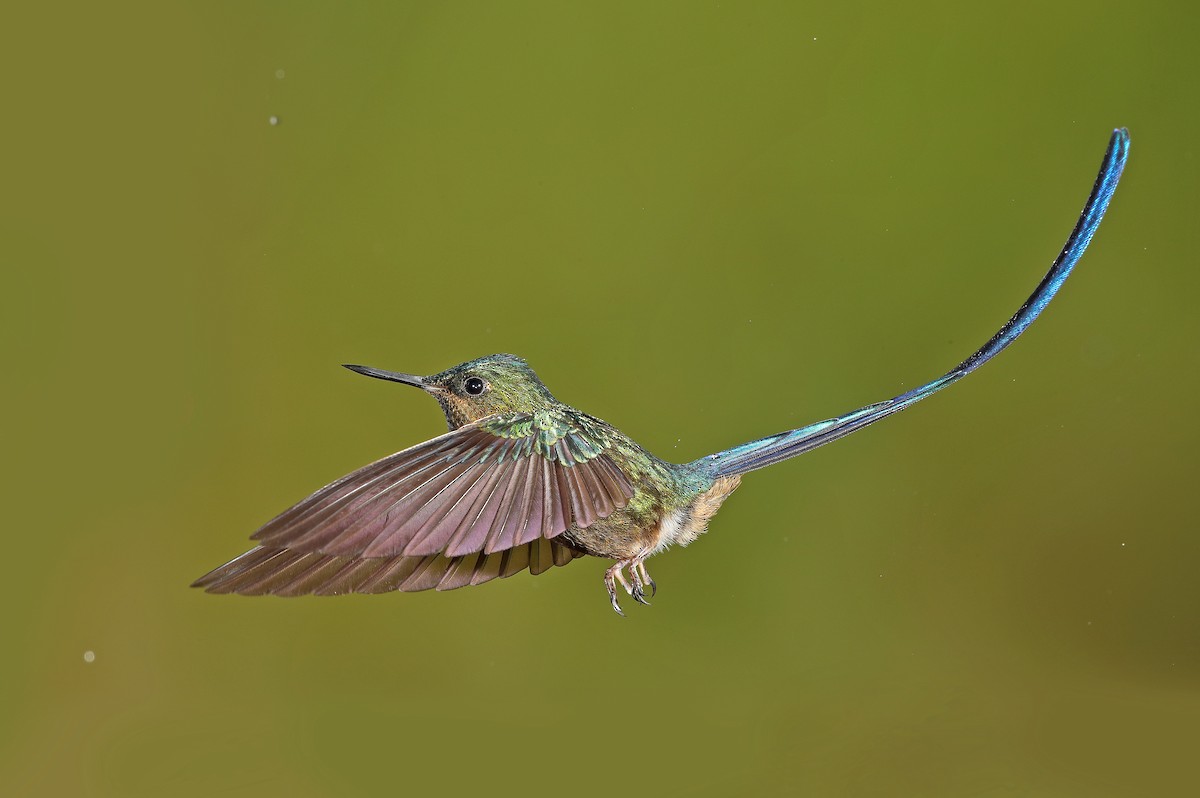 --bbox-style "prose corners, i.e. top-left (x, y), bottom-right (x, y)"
top-left (3, 2), bottom-right (1197, 796)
